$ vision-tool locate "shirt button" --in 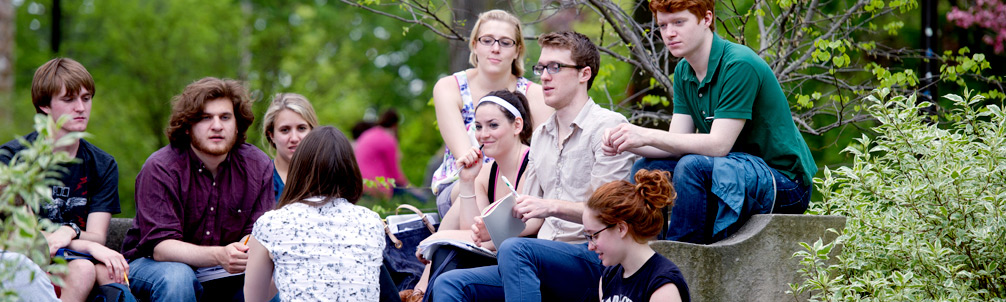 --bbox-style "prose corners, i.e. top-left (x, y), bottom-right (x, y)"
top-left (237, 209), bottom-right (242, 213)
top-left (205, 231), bottom-right (210, 235)
top-left (699, 93), bottom-right (703, 97)
top-left (212, 182), bottom-right (217, 186)
top-left (210, 207), bottom-right (214, 211)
